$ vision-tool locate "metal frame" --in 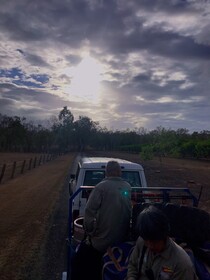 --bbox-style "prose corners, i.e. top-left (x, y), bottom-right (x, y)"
top-left (131, 187), bottom-right (199, 207)
top-left (66, 186), bottom-right (94, 280)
